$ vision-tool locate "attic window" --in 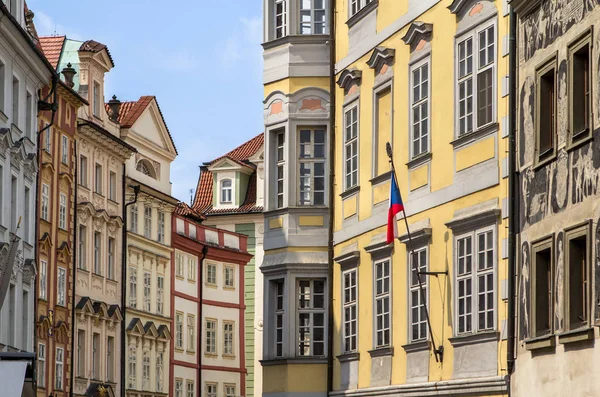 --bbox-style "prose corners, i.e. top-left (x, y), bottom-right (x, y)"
top-left (221, 179), bottom-right (233, 204)
top-left (136, 159), bottom-right (156, 179)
